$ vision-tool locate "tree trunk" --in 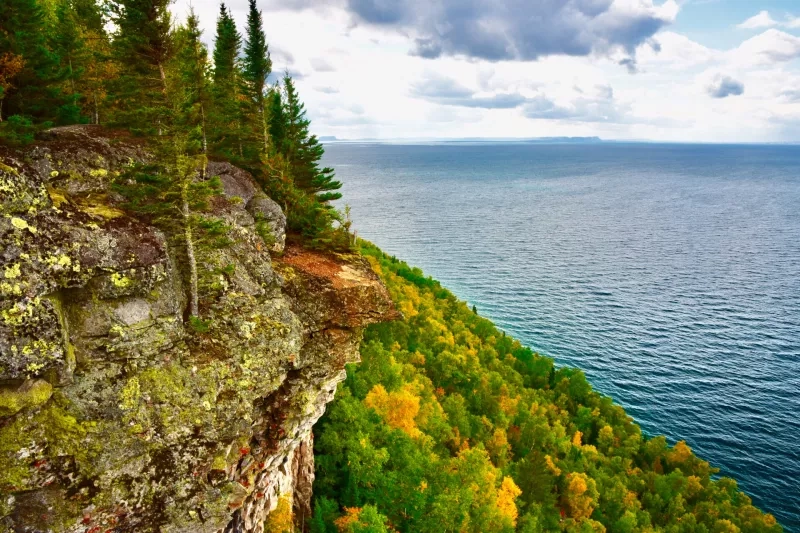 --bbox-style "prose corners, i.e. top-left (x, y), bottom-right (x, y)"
top-left (261, 102), bottom-right (269, 153)
top-left (200, 103), bottom-right (208, 154)
top-left (182, 182), bottom-right (199, 318)
top-left (68, 57), bottom-right (76, 95)
top-left (158, 62), bottom-right (168, 94)
top-left (93, 93), bottom-right (99, 125)
top-left (0, 99), bottom-right (4, 122)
